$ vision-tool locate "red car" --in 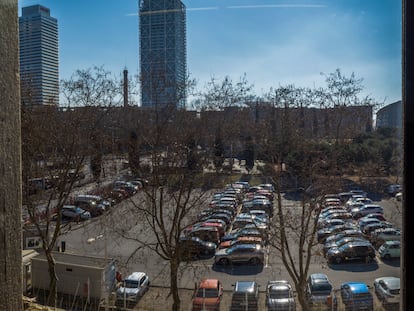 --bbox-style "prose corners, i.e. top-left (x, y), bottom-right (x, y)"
top-left (192, 278), bottom-right (223, 311)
